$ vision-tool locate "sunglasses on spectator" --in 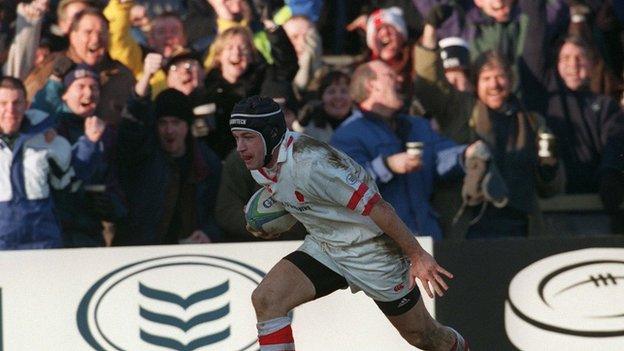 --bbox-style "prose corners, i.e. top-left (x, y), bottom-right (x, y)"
top-left (169, 61), bottom-right (199, 72)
